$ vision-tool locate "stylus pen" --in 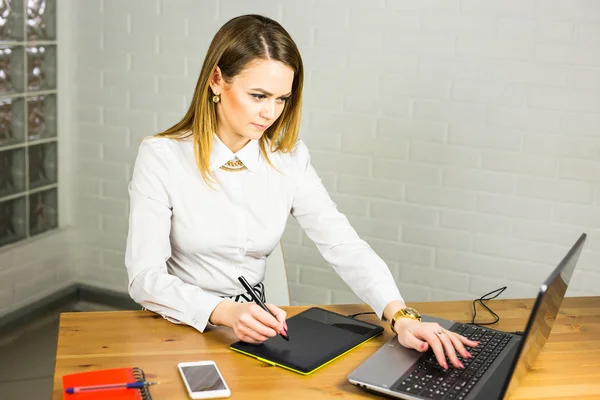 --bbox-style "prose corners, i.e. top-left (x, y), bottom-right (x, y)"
top-left (65, 381), bottom-right (157, 394)
top-left (238, 275), bottom-right (290, 341)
